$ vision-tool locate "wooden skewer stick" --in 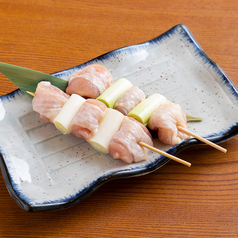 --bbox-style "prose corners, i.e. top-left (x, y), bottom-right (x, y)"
top-left (139, 141), bottom-right (191, 167)
top-left (26, 91), bottom-right (36, 97)
top-left (177, 126), bottom-right (227, 153)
